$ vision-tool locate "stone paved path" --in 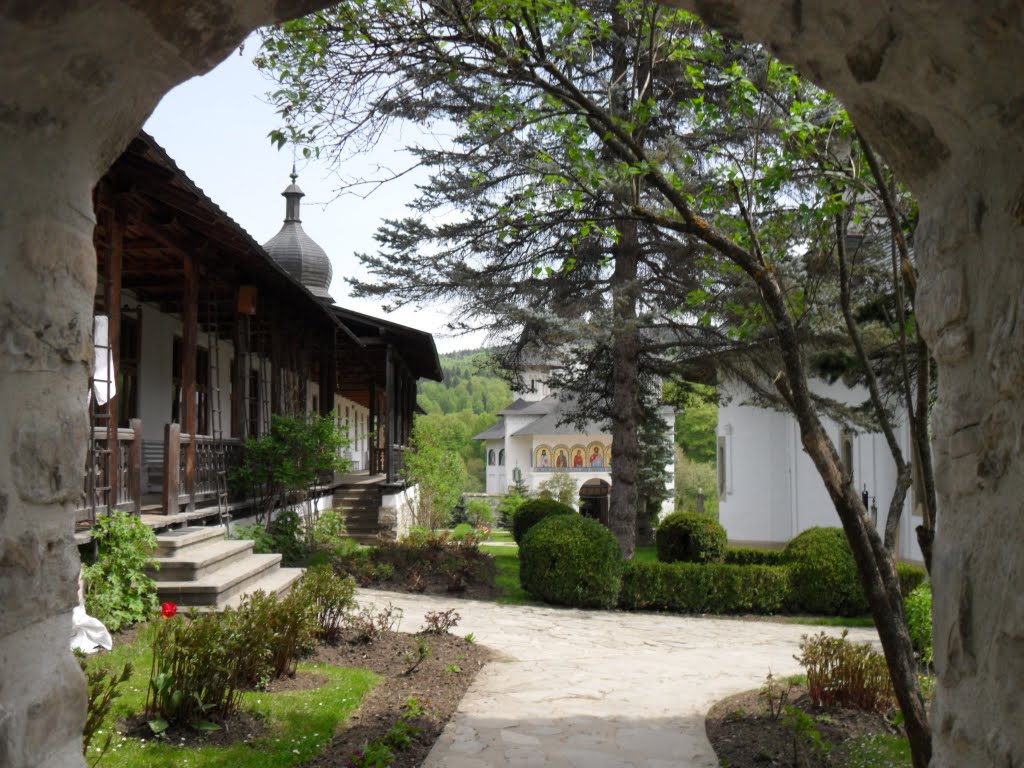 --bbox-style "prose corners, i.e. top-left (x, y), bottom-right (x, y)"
top-left (355, 590), bottom-right (879, 768)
